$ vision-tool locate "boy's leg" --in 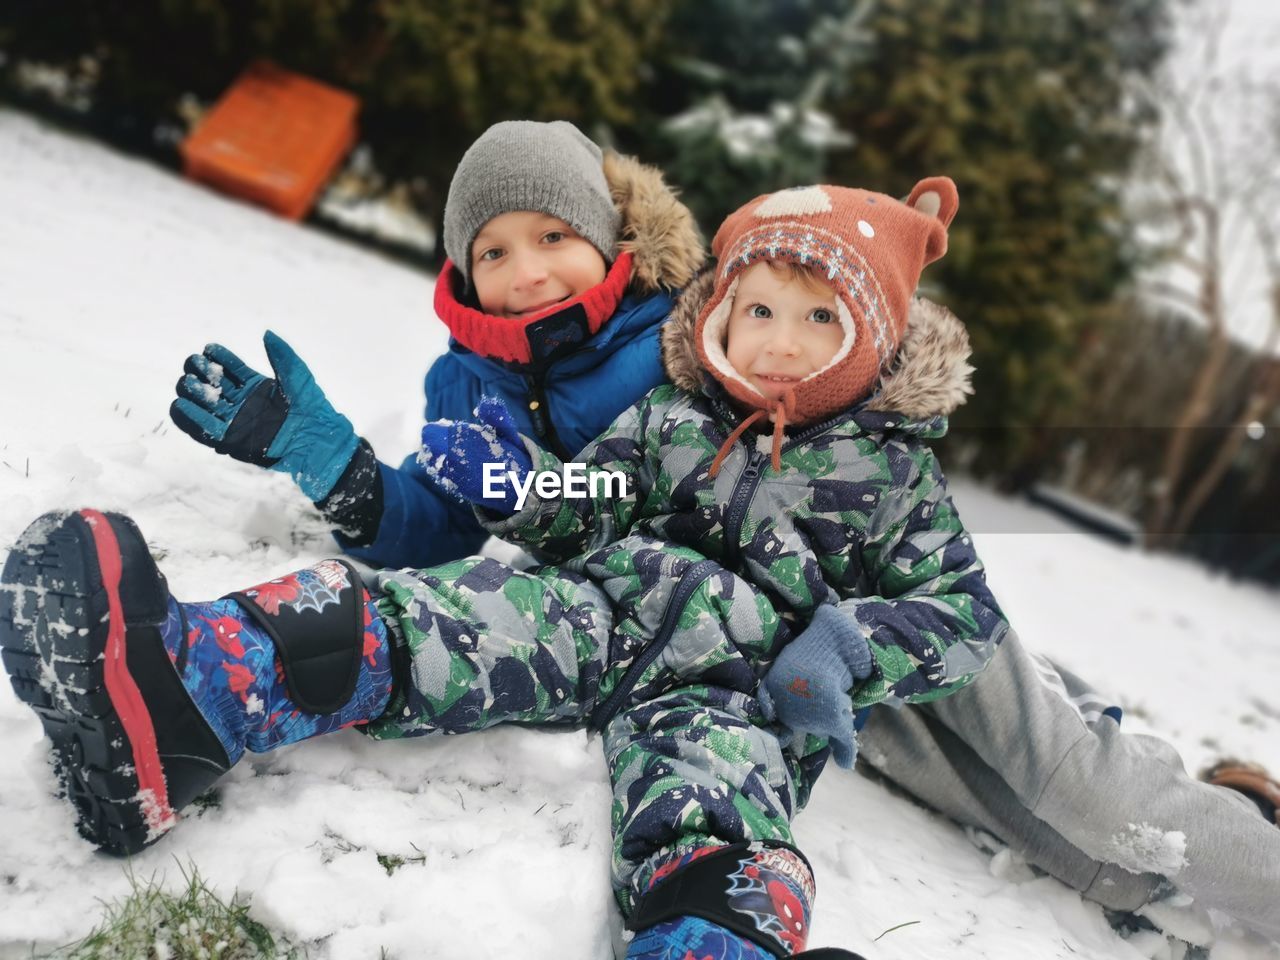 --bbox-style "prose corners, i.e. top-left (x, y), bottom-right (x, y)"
top-left (584, 544), bottom-right (842, 958)
top-left (1, 512), bottom-right (611, 853)
top-left (0, 510), bottom-right (393, 855)
top-left (858, 700), bottom-right (1165, 910)
top-left (858, 629), bottom-right (1280, 939)
top-left (368, 542), bottom-right (856, 956)
top-left (359, 556), bottom-right (613, 739)
top-left (607, 686), bottom-right (822, 958)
